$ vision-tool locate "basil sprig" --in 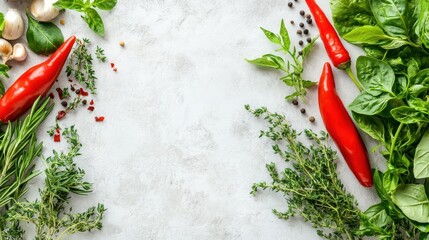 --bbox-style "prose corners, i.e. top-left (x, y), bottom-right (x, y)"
top-left (54, 0), bottom-right (118, 37)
